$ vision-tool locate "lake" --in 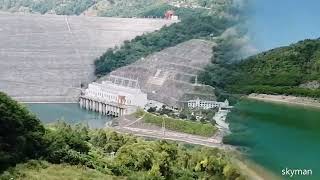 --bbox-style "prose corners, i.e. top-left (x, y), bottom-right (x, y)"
top-left (226, 99), bottom-right (320, 180)
top-left (25, 103), bottom-right (113, 129)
